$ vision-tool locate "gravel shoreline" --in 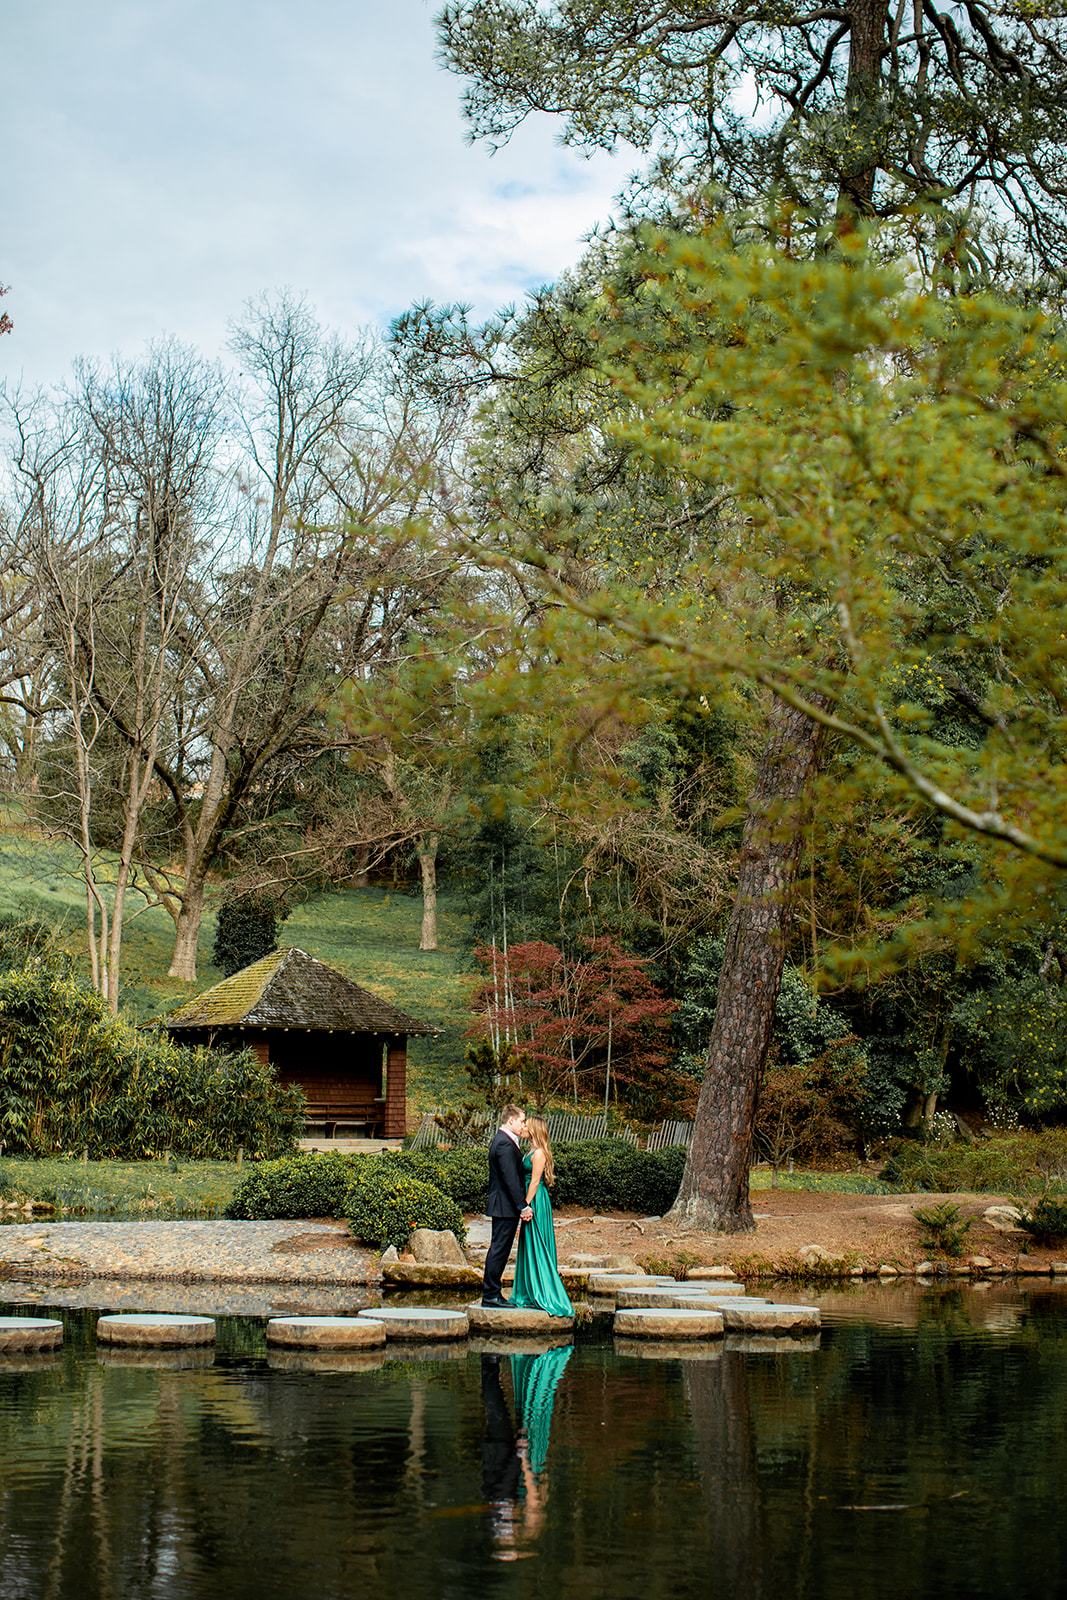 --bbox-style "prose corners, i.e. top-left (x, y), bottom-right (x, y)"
top-left (0, 1218), bottom-right (377, 1287)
